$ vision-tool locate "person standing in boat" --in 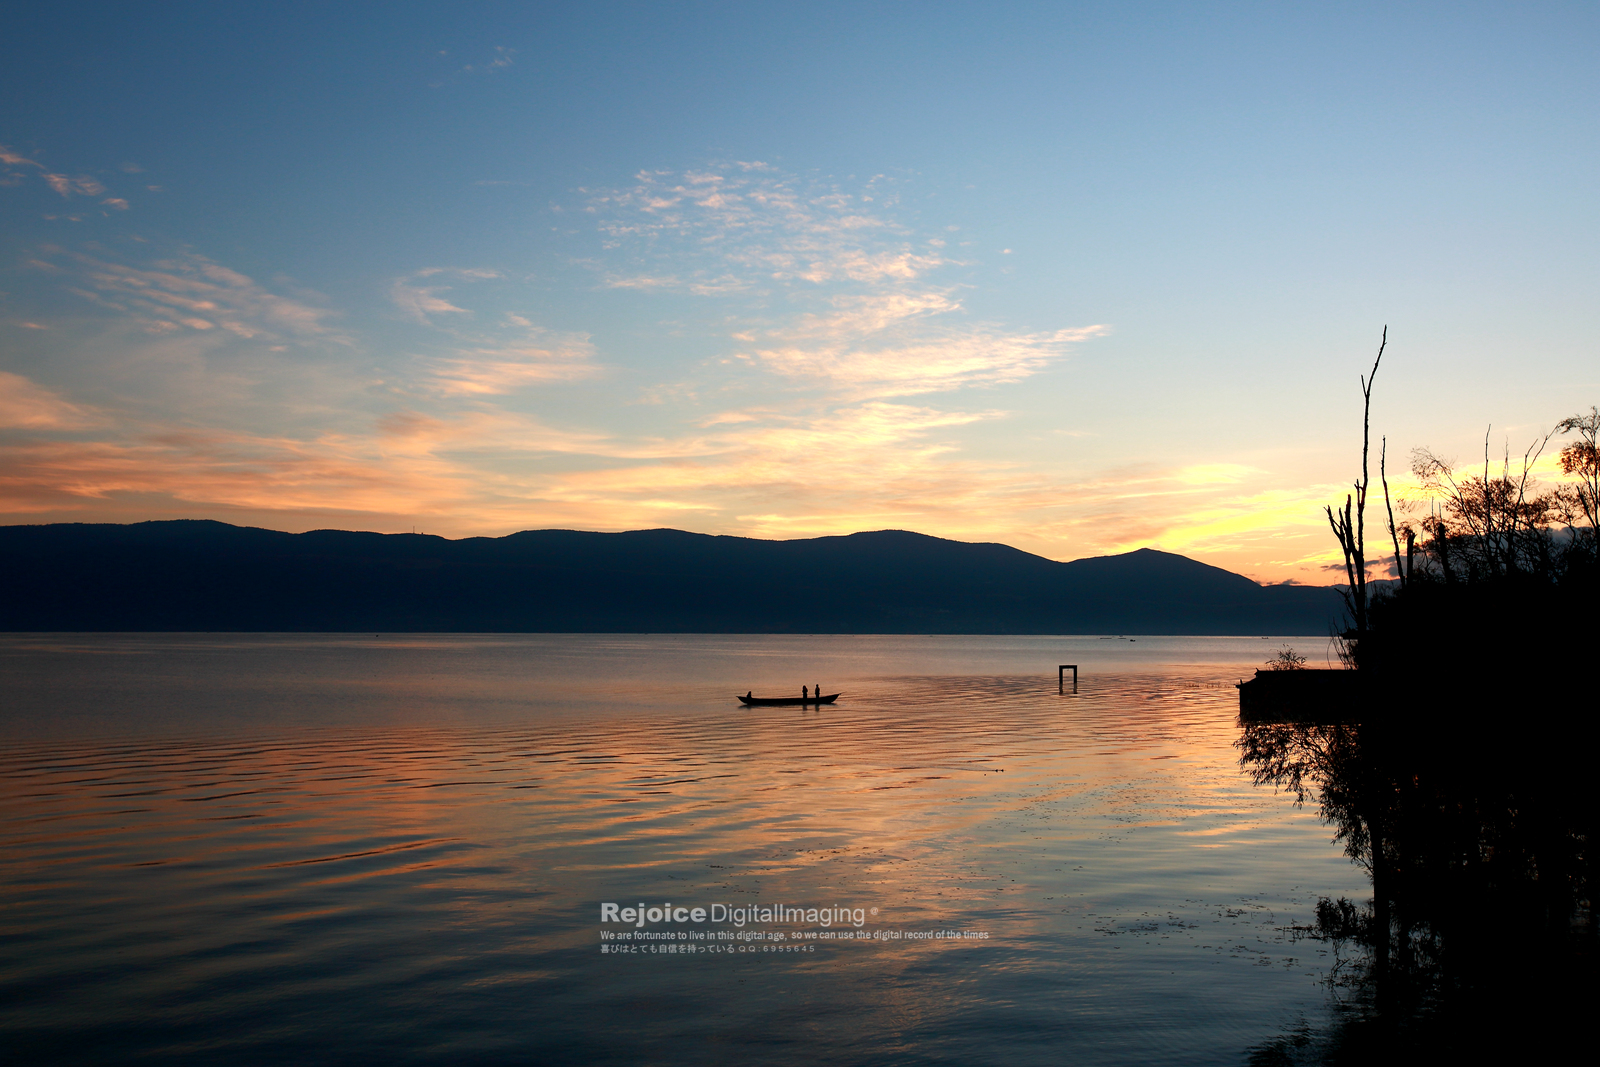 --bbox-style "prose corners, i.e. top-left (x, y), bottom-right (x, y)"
top-left (802, 685), bottom-right (808, 701)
